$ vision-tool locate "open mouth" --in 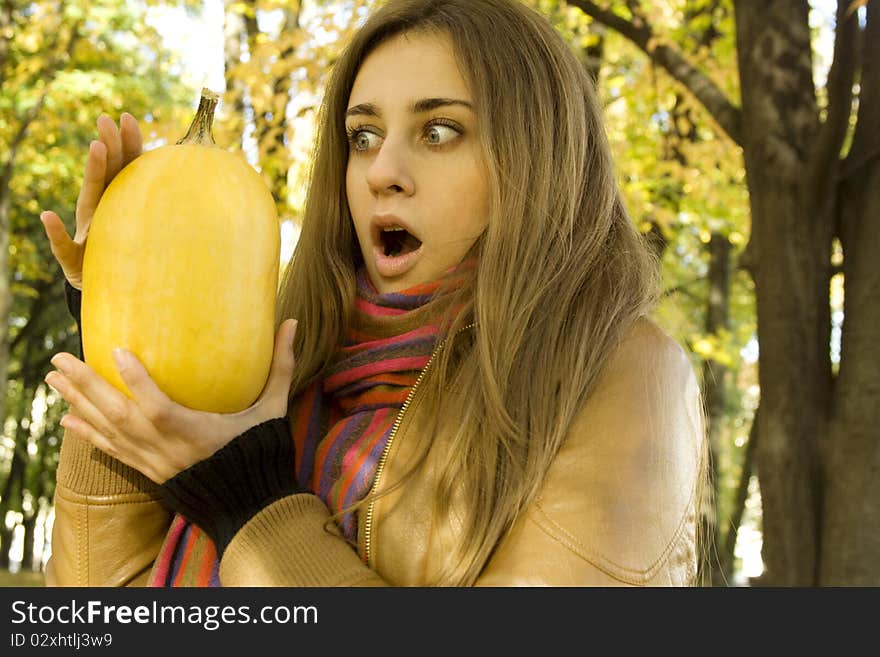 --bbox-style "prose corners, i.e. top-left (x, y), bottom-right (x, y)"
top-left (379, 226), bottom-right (422, 257)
